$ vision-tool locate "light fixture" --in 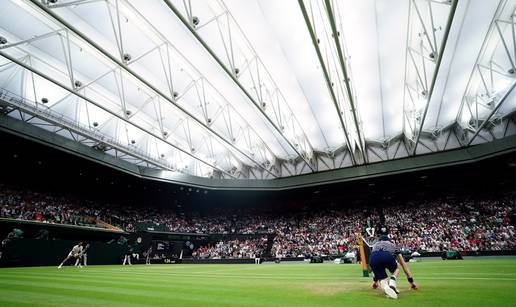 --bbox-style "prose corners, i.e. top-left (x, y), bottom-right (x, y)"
top-left (192, 16), bottom-right (200, 26)
top-left (93, 122), bottom-right (99, 127)
top-left (123, 53), bottom-right (132, 63)
top-left (382, 141), bottom-right (389, 150)
top-left (41, 98), bottom-right (48, 104)
top-left (0, 36), bottom-right (7, 45)
top-left (486, 97), bottom-right (495, 107)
